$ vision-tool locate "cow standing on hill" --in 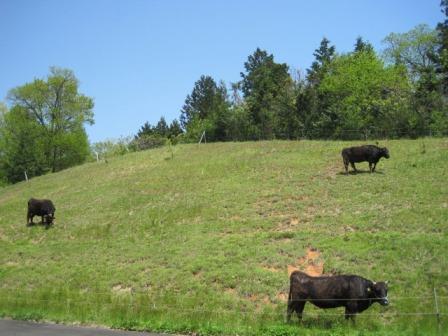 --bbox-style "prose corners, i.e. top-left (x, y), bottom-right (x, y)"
top-left (342, 145), bottom-right (390, 174)
top-left (27, 198), bottom-right (56, 228)
top-left (287, 271), bottom-right (389, 322)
